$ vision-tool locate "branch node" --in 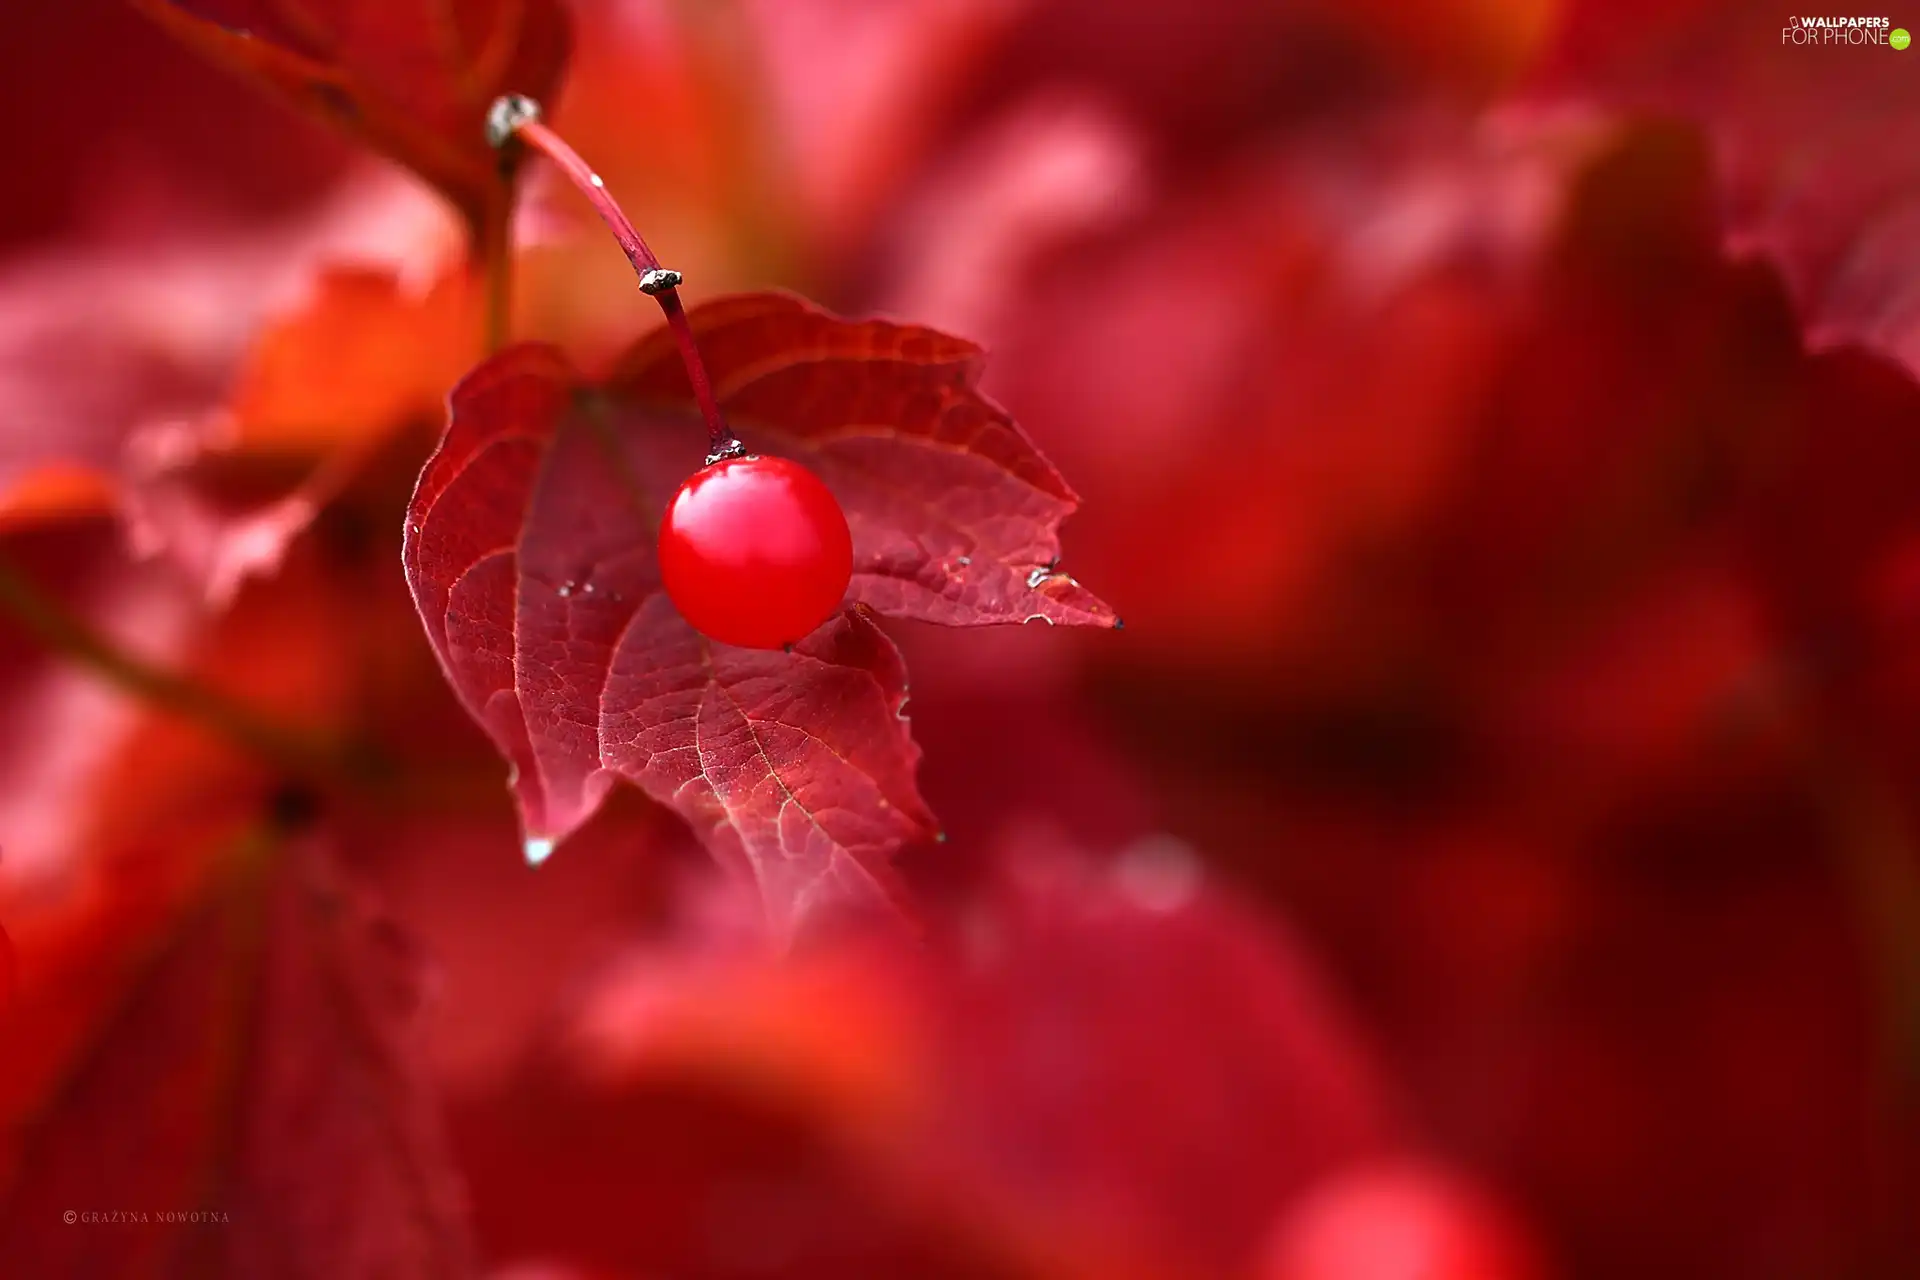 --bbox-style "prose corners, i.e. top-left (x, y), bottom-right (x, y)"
top-left (485, 94), bottom-right (542, 148)
top-left (638, 267), bottom-right (684, 296)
